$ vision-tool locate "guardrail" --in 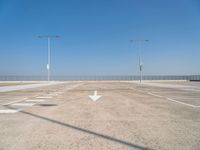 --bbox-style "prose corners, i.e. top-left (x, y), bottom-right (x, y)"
top-left (0, 75), bottom-right (199, 81)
